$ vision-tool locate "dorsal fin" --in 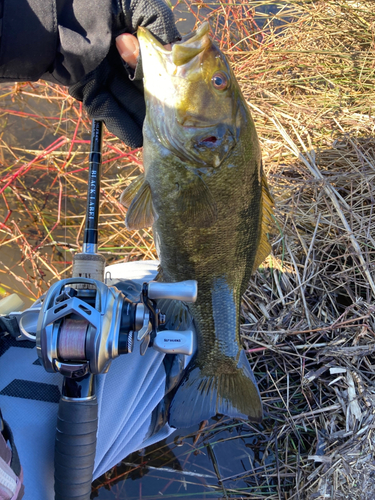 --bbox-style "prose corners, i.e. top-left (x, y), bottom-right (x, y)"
top-left (252, 168), bottom-right (274, 273)
top-left (125, 180), bottom-right (157, 230)
top-left (120, 173), bottom-right (145, 208)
